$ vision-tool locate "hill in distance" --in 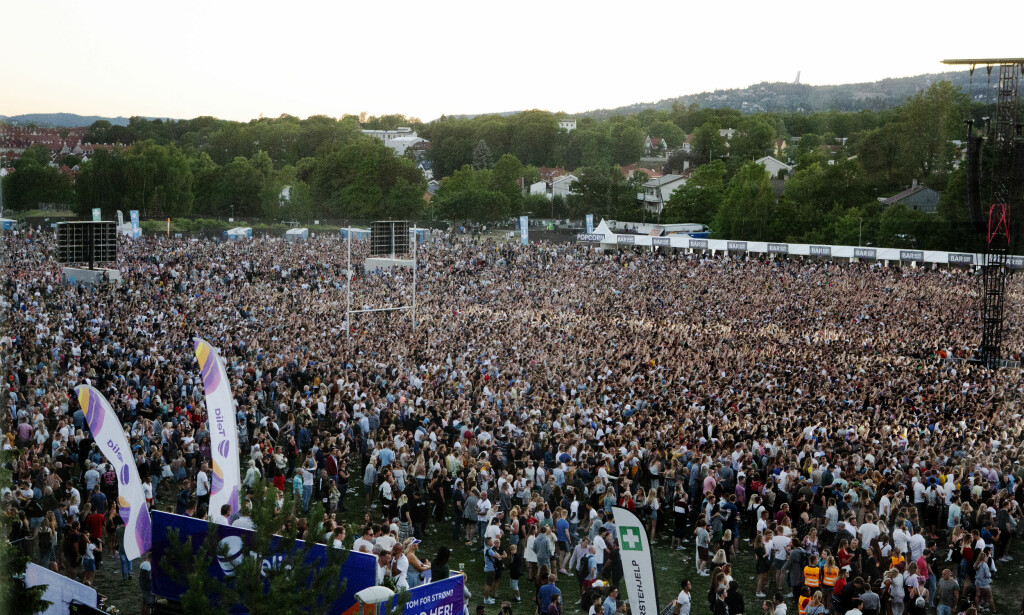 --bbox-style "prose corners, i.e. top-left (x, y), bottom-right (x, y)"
top-left (578, 70), bottom-right (993, 119)
top-left (3, 70), bottom-right (996, 127)
top-left (0, 113), bottom-right (176, 128)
